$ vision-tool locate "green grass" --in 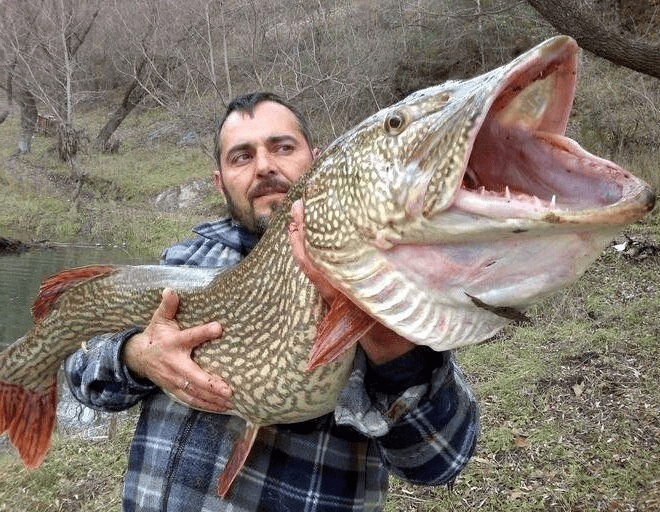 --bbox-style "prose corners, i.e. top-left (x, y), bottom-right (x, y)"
top-left (0, 420), bottom-right (134, 512)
